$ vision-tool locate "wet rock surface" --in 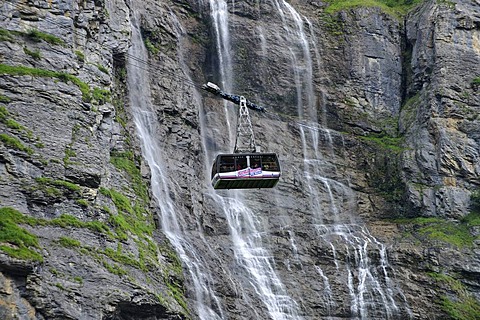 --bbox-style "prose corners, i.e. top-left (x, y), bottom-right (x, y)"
top-left (1, 0), bottom-right (479, 319)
